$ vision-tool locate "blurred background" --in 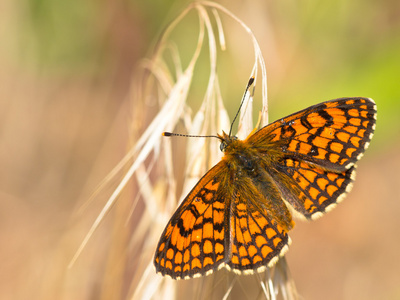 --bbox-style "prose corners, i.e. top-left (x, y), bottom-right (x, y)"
top-left (1, 0), bottom-right (399, 299)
